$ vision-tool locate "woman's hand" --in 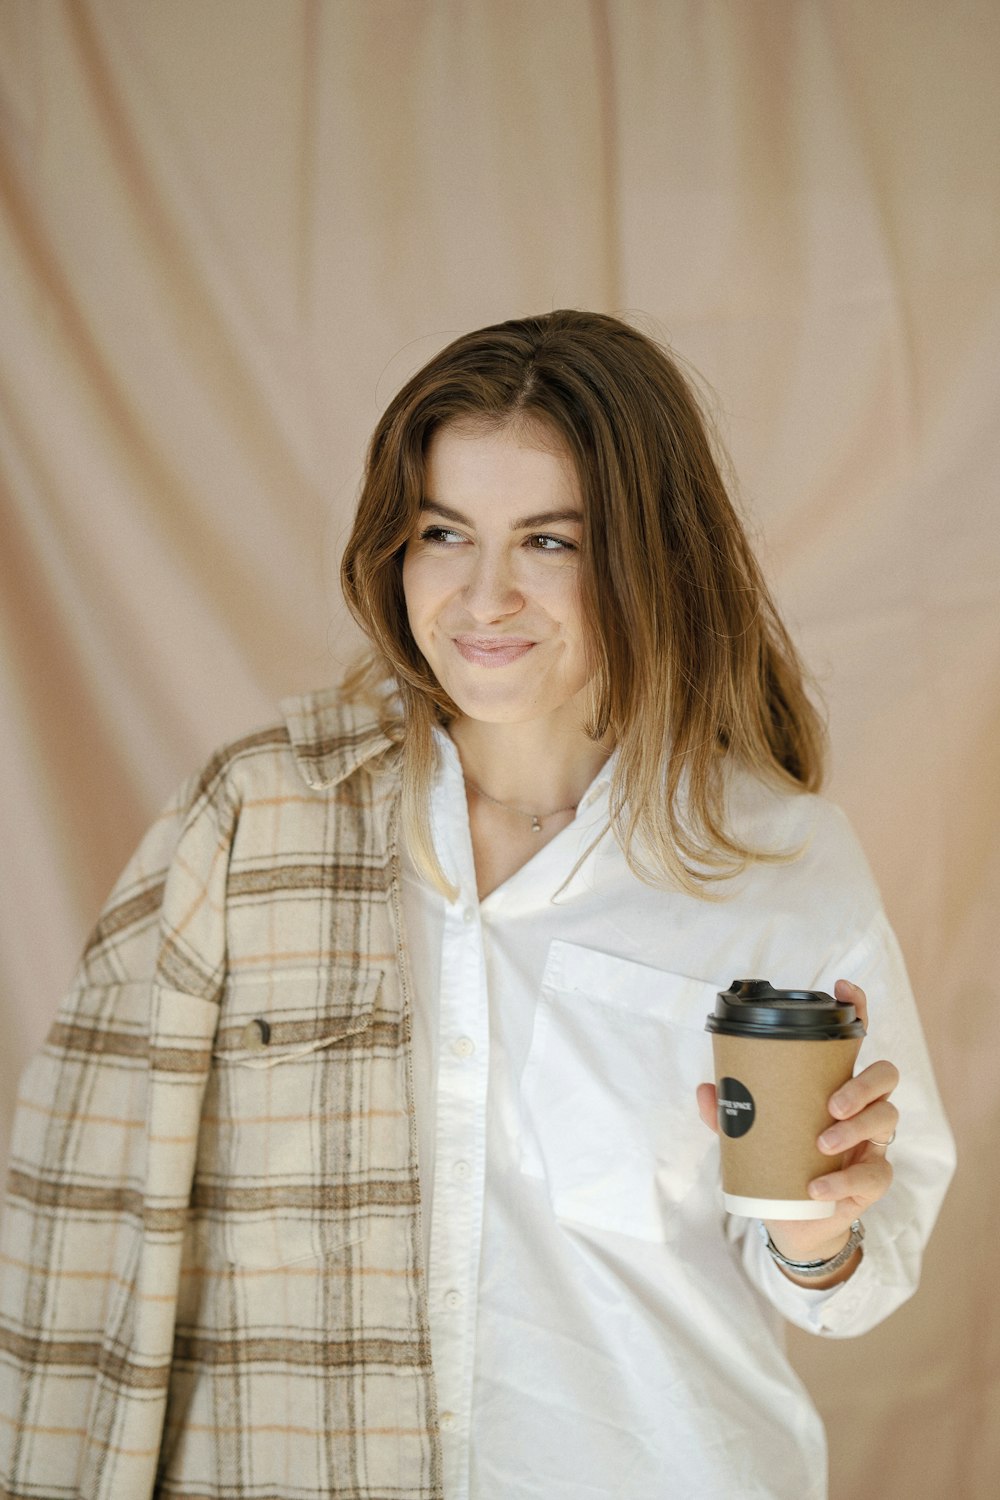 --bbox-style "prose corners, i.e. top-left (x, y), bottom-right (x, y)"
top-left (696, 980), bottom-right (899, 1286)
